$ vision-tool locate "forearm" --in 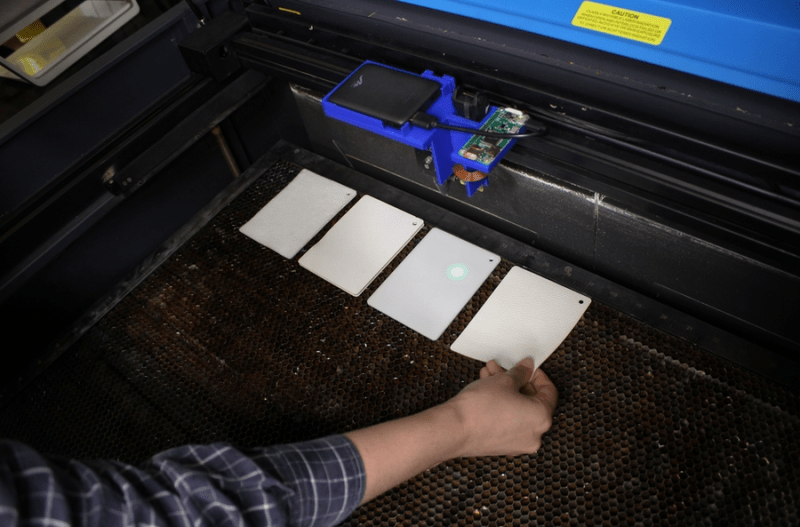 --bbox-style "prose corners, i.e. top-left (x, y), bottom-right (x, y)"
top-left (1, 358), bottom-right (554, 527)
top-left (345, 402), bottom-right (466, 504)
top-left (345, 359), bottom-right (557, 505)
top-left (0, 437), bottom-right (365, 527)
